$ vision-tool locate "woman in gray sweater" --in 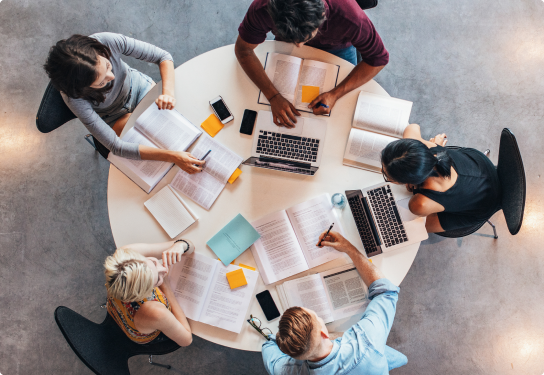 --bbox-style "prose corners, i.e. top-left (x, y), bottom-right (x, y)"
top-left (44, 33), bottom-right (204, 173)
